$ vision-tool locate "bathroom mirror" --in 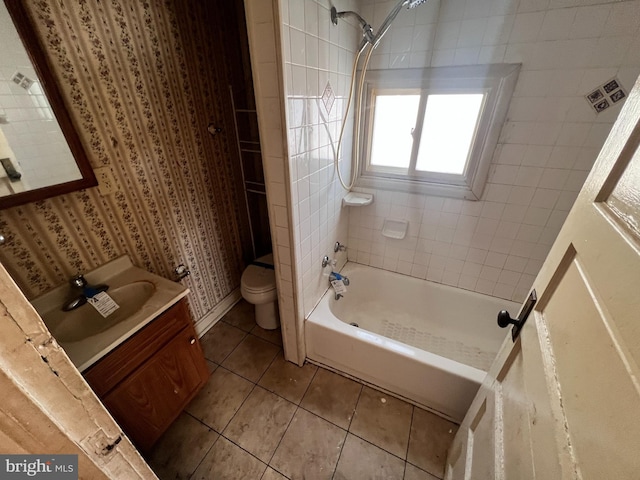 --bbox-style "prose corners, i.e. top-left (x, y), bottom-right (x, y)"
top-left (0, 0), bottom-right (97, 209)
